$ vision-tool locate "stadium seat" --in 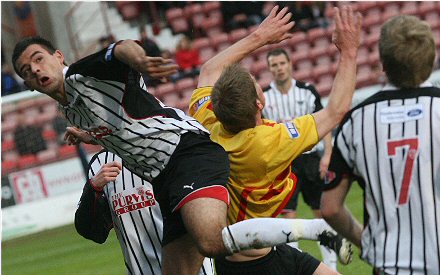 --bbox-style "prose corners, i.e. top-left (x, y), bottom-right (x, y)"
top-left (175, 77), bottom-right (195, 94)
top-left (1, 119), bottom-right (18, 133)
top-left (155, 83), bottom-right (176, 99)
top-left (82, 144), bottom-right (103, 154)
top-left (418, 1), bottom-right (436, 17)
top-left (240, 56), bottom-right (255, 72)
top-left (291, 51), bottom-right (311, 70)
top-left (315, 74), bottom-right (334, 96)
top-left (257, 74), bottom-right (272, 90)
top-left (36, 148), bottom-right (58, 164)
top-left (42, 129), bottom-right (57, 141)
top-left (58, 145), bottom-right (77, 159)
top-left (363, 14), bottom-right (382, 29)
top-left (201, 16), bottom-right (223, 34)
top-left (191, 37), bottom-right (210, 51)
top-left (309, 45), bottom-right (328, 64)
top-left (2, 160), bottom-right (17, 175)
top-left (382, 3), bottom-right (401, 21)
top-left (424, 11), bottom-right (440, 30)
top-left (162, 93), bottom-right (181, 108)
top-left (209, 32), bottom-right (229, 50)
top-left (358, 1), bottom-right (380, 12)
top-left (17, 99), bottom-right (37, 112)
top-left (17, 154), bottom-right (38, 169)
top-left (293, 69), bottom-right (314, 84)
top-left (251, 59), bottom-right (268, 77)
top-left (287, 31), bottom-right (307, 51)
top-left (2, 140), bottom-right (16, 152)
top-left (400, 2), bottom-right (418, 16)
top-left (229, 28), bottom-right (248, 43)
top-left (2, 150), bottom-right (19, 162)
top-left (170, 17), bottom-right (189, 34)
top-left (202, 1), bottom-right (220, 14)
top-left (356, 47), bottom-right (370, 66)
top-left (199, 47), bottom-right (216, 64)
top-left (356, 64), bottom-right (373, 88)
top-left (312, 65), bottom-right (331, 81)
top-left (116, 1), bottom-right (141, 21)
top-left (184, 3), bottom-right (203, 19)
top-left (192, 13), bottom-right (206, 30)
top-left (307, 28), bottom-right (327, 45)
top-left (166, 7), bottom-right (184, 22)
